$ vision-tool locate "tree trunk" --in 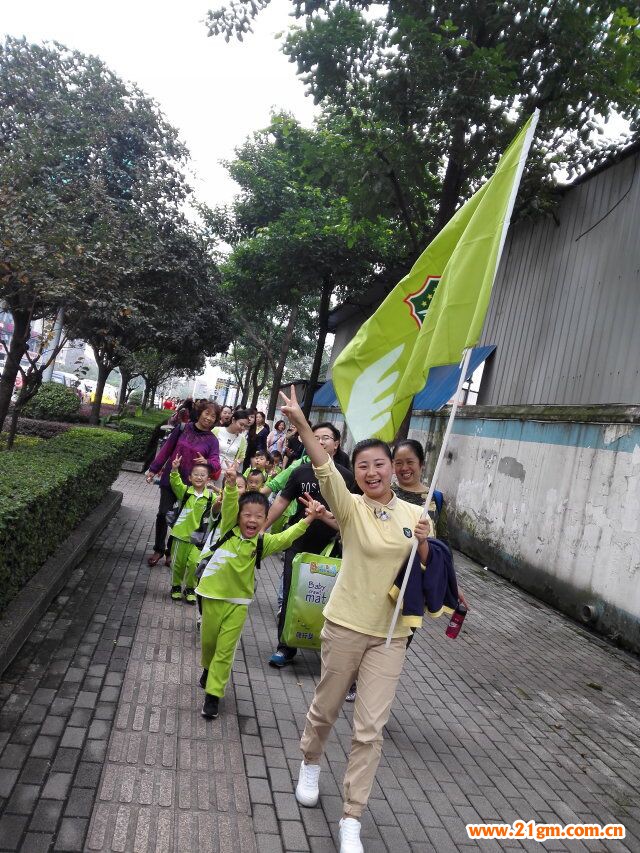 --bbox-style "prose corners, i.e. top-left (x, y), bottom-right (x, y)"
top-left (0, 308), bottom-right (31, 433)
top-left (149, 383), bottom-right (157, 409)
top-left (90, 361), bottom-right (110, 425)
top-left (433, 118), bottom-right (467, 236)
top-left (118, 368), bottom-right (131, 411)
top-left (267, 305), bottom-right (299, 421)
top-left (240, 361), bottom-right (253, 408)
top-left (376, 150), bottom-right (420, 255)
top-left (6, 405), bottom-right (20, 450)
top-left (141, 378), bottom-right (150, 410)
top-left (249, 358), bottom-right (265, 410)
top-left (302, 278), bottom-right (332, 419)
top-left (7, 370), bottom-right (44, 448)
